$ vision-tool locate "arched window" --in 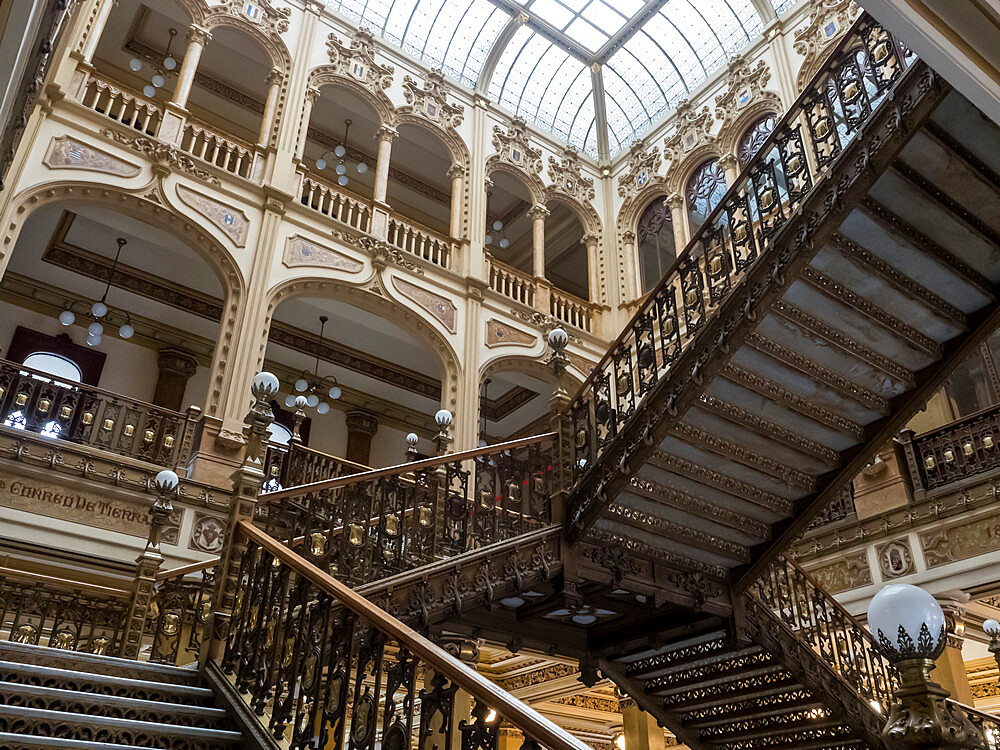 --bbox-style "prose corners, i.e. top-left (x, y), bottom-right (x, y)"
top-left (738, 113), bottom-right (777, 166)
top-left (636, 199), bottom-right (676, 293)
top-left (5, 352), bottom-right (83, 437)
top-left (686, 160), bottom-right (727, 235)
